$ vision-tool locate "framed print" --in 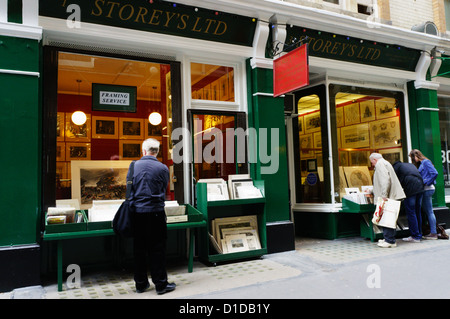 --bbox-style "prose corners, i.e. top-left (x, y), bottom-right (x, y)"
top-left (338, 166), bottom-right (348, 197)
top-left (298, 116), bottom-right (305, 135)
top-left (369, 117), bottom-right (401, 149)
top-left (304, 112), bottom-right (321, 133)
top-left (343, 166), bottom-right (372, 189)
top-left (299, 133), bottom-right (314, 158)
top-left (313, 132), bottom-right (322, 150)
top-left (211, 80), bottom-right (219, 100)
top-left (228, 69), bottom-right (235, 100)
top-left (119, 118), bottom-right (144, 140)
top-left (360, 100), bottom-right (375, 123)
top-left (92, 116), bottom-right (118, 139)
top-left (145, 119), bottom-right (162, 137)
top-left (71, 160), bottom-right (132, 209)
top-left (344, 102), bottom-right (360, 126)
top-left (379, 147), bottom-right (403, 164)
top-left (56, 142), bottom-right (65, 162)
top-left (349, 150), bottom-right (370, 166)
top-left (336, 107), bottom-right (344, 127)
top-left (339, 151), bottom-right (349, 166)
top-left (219, 74), bottom-right (229, 101)
top-left (213, 215), bottom-right (258, 247)
top-left (340, 123), bottom-right (370, 149)
top-left (119, 140), bottom-right (142, 160)
top-left (65, 113), bottom-right (91, 142)
top-left (92, 83), bottom-right (137, 113)
top-left (375, 98), bottom-right (397, 119)
top-left (57, 112), bottom-right (65, 141)
top-left (66, 142), bottom-right (91, 161)
top-left (203, 84), bottom-right (211, 100)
